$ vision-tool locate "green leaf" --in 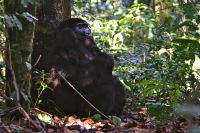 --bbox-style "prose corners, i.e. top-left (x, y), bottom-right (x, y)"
top-left (110, 116), bottom-right (122, 125)
top-left (38, 113), bottom-right (52, 124)
top-left (21, 91), bottom-right (30, 102)
top-left (5, 15), bottom-right (14, 28)
top-left (76, 0), bottom-right (83, 9)
top-left (13, 15), bottom-right (23, 30)
top-left (177, 21), bottom-right (198, 31)
top-left (25, 62), bottom-right (32, 71)
top-left (142, 87), bottom-right (155, 97)
top-left (122, 79), bottom-right (133, 90)
top-left (22, 12), bottom-right (38, 22)
top-left (92, 114), bottom-right (101, 121)
top-left (172, 38), bottom-right (199, 45)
